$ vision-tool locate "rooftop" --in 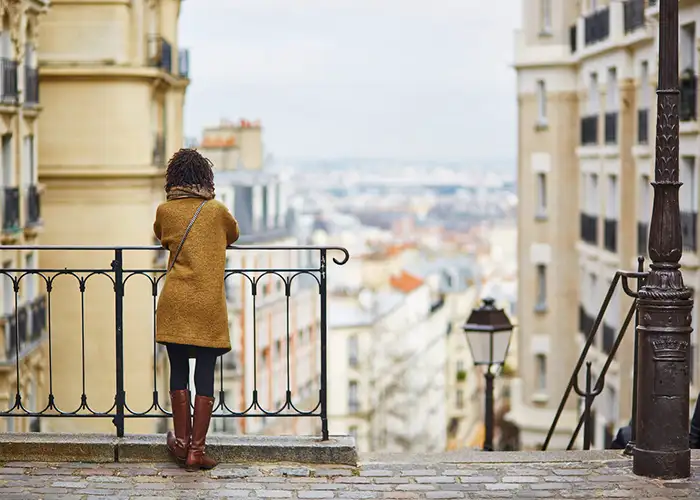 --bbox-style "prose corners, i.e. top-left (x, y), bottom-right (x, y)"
top-left (2, 450), bottom-right (699, 499)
